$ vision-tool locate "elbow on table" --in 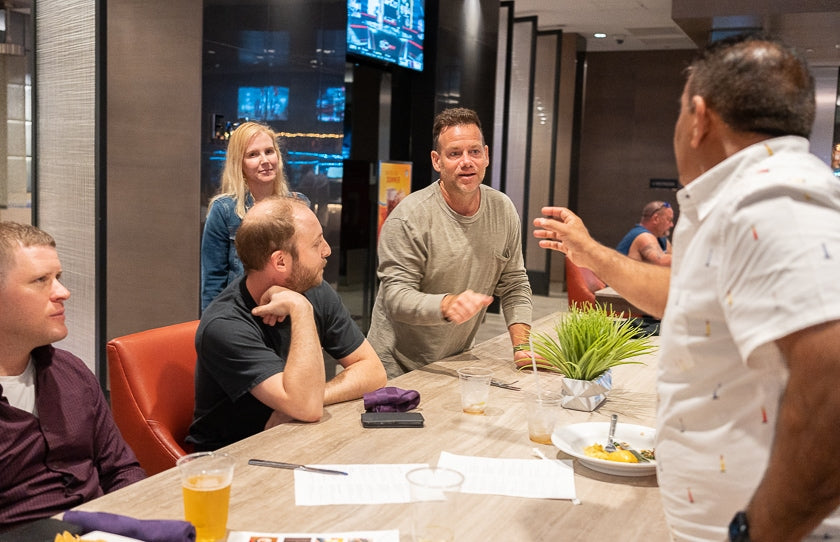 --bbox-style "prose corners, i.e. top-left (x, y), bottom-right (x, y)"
top-left (297, 403), bottom-right (324, 423)
top-left (274, 394), bottom-right (324, 423)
